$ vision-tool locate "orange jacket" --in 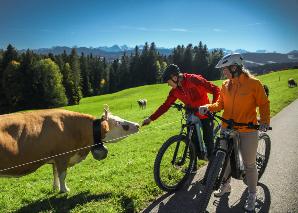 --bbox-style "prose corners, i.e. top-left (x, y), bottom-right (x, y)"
top-left (206, 74), bottom-right (270, 132)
